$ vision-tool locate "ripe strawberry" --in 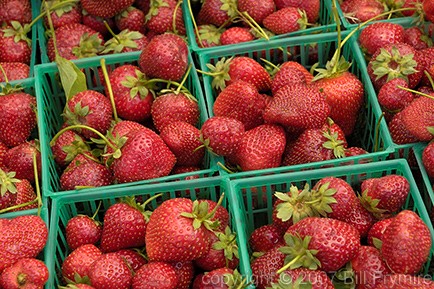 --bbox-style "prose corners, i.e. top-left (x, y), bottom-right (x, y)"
top-left (151, 92), bottom-right (199, 132)
top-left (381, 210), bottom-right (432, 275)
top-left (400, 96), bottom-right (434, 142)
top-left (115, 6), bottom-right (146, 34)
top-left (0, 215), bottom-right (48, 272)
top-left (424, 0), bottom-right (434, 23)
top-left (340, 0), bottom-right (386, 23)
top-left (263, 7), bottom-right (308, 35)
top-left (274, 0), bottom-right (320, 23)
top-left (351, 246), bottom-right (390, 289)
top-left (344, 146), bottom-right (368, 157)
top-left (146, 198), bottom-right (218, 262)
top-left (195, 24), bottom-right (223, 48)
top-left (0, 0), bottom-right (32, 25)
top-left (0, 90), bottom-right (36, 147)
top-left (145, 0), bottom-right (185, 35)
top-left (423, 141), bottom-right (434, 178)
top-left (100, 197), bottom-right (150, 253)
top-left (279, 60), bottom-right (314, 83)
top-left (377, 78), bottom-right (414, 113)
top-left (112, 128), bottom-right (176, 183)
top-left (10, 178), bottom-right (38, 212)
top-left (4, 140), bottom-right (41, 183)
top-left (50, 129), bottom-right (90, 168)
top-left (139, 33), bottom-right (188, 81)
top-left (61, 244), bottom-right (103, 282)
top-left (199, 199), bottom-right (230, 232)
top-left (131, 261), bottom-right (178, 289)
top-left (249, 224), bottom-right (283, 253)
top-left (43, 0), bottom-right (82, 29)
top-left (63, 90), bottom-right (113, 139)
top-left (237, 0), bottom-right (275, 25)
top-left (88, 253), bottom-right (133, 289)
top-left (272, 268), bottom-right (334, 289)
top-left (81, 0), bottom-right (134, 18)
top-left (367, 218), bottom-right (393, 247)
top-left (171, 261), bottom-right (194, 289)
top-left (359, 22), bottom-right (404, 56)
top-left (47, 23), bottom-right (105, 61)
top-left (373, 274), bottom-right (434, 288)
top-left (205, 57), bottom-right (272, 92)
top-left (220, 27), bottom-right (254, 45)
top-left (59, 284), bottom-right (96, 289)
top-left (0, 62), bottom-right (30, 82)
top-left (213, 80), bottom-right (266, 130)
top-left (418, 47), bottom-right (434, 87)
top-left (102, 29), bottom-right (149, 54)
top-left (264, 83), bottom-right (330, 133)
top-left (114, 249), bottom-right (147, 272)
top-left (235, 124), bottom-right (286, 171)
top-left (360, 175), bottom-right (410, 217)
top-left (0, 140), bottom-right (7, 169)
top-left (0, 258), bottom-right (49, 288)
top-left (0, 23), bottom-right (31, 64)
top-left (388, 111), bottom-right (419, 144)
top-left (404, 26), bottom-right (433, 50)
top-left (60, 153), bottom-right (113, 190)
top-left (66, 214), bottom-right (102, 251)
top-left (81, 10), bottom-right (115, 38)
top-left (251, 246), bottom-right (285, 289)
top-left (197, 0), bottom-right (237, 27)
top-left (270, 65), bottom-right (308, 95)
